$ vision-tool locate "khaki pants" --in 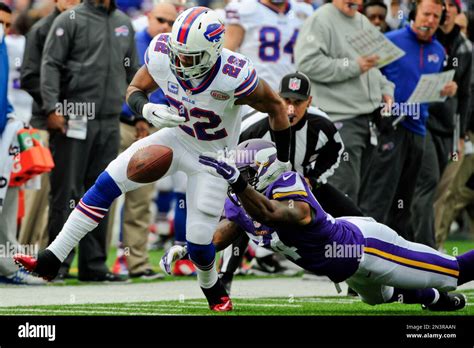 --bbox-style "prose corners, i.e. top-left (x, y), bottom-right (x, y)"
top-left (107, 123), bottom-right (156, 274)
top-left (18, 130), bottom-right (50, 250)
top-left (434, 152), bottom-right (474, 249)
